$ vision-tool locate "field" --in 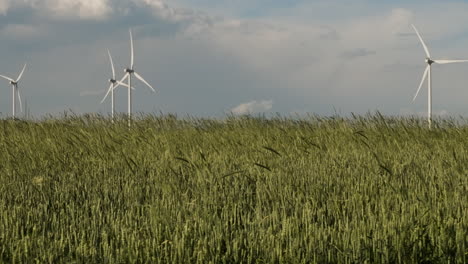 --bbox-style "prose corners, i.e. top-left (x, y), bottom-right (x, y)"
top-left (0, 114), bottom-right (467, 263)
